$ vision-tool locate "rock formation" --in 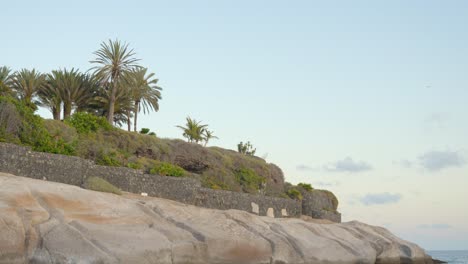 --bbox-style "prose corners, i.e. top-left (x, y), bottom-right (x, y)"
top-left (0, 173), bottom-right (435, 264)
